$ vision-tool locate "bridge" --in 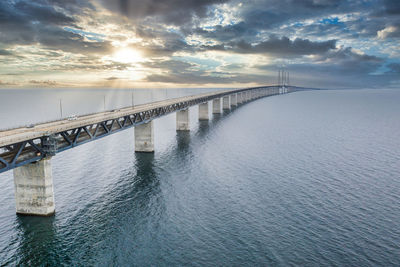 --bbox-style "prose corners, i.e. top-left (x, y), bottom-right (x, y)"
top-left (0, 85), bottom-right (295, 216)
